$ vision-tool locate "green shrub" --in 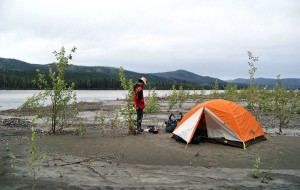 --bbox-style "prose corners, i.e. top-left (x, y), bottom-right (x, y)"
top-left (145, 87), bottom-right (160, 113)
top-left (224, 82), bottom-right (238, 102)
top-left (21, 46), bottom-right (79, 134)
top-left (168, 85), bottom-right (178, 111)
top-left (252, 156), bottom-right (263, 178)
top-left (119, 67), bottom-right (136, 133)
top-left (178, 84), bottom-right (189, 108)
top-left (209, 80), bottom-right (220, 100)
top-left (271, 76), bottom-right (300, 133)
